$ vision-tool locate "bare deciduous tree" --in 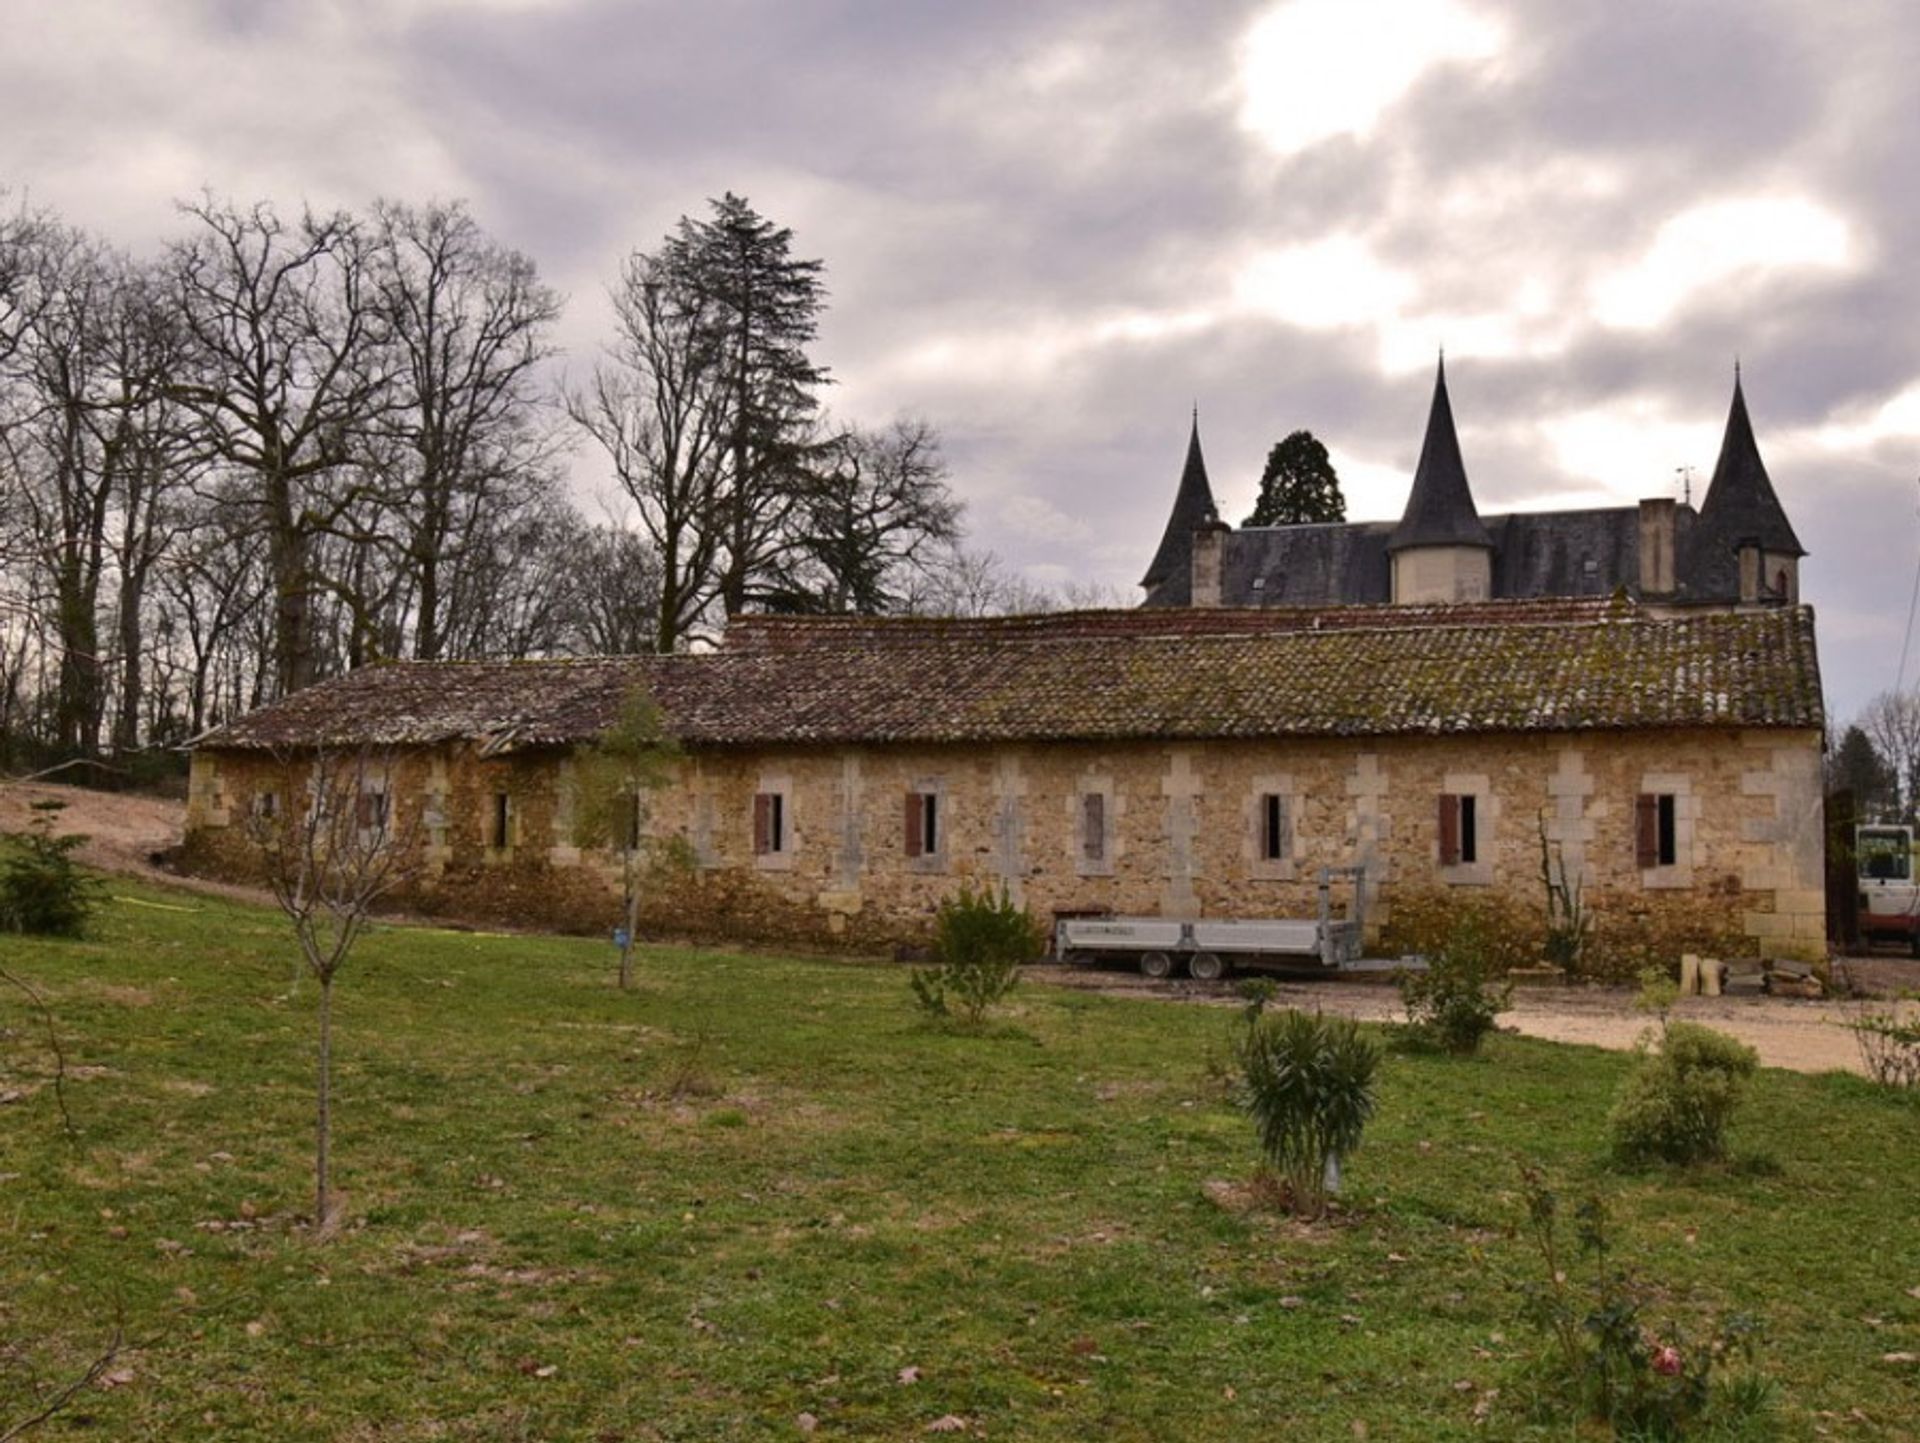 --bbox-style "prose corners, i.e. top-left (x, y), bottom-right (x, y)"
top-left (570, 248), bottom-right (729, 650)
top-left (368, 199), bottom-right (564, 661)
top-left (246, 747), bottom-right (417, 1229)
top-left (168, 198), bottom-right (396, 697)
top-left (777, 416), bottom-right (960, 614)
top-left (1861, 690), bottom-right (1920, 823)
